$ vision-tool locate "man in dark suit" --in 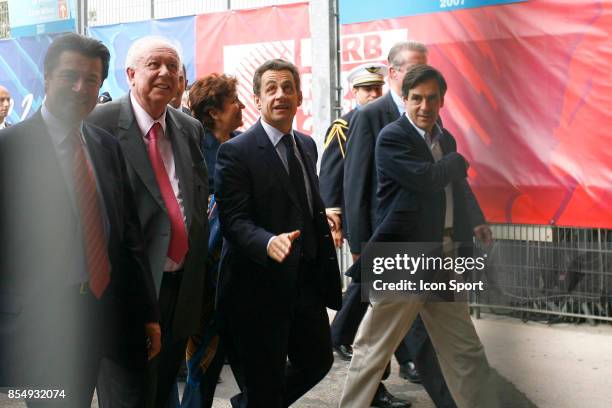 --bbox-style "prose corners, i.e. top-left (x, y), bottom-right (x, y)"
top-left (0, 33), bottom-right (159, 407)
top-left (340, 64), bottom-right (498, 408)
top-left (0, 85), bottom-right (12, 128)
top-left (343, 41), bottom-right (456, 407)
top-left (320, 62), bottom-right (387, 249)
top-left (214, 59), bottom-right (342, 408)
top-left (88, 36), bottom-right (210, 408)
